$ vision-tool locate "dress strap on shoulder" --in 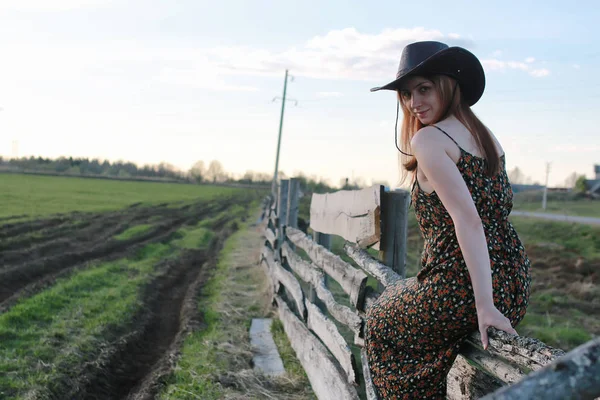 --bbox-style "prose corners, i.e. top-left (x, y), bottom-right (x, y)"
top-left (431, 125), bottom-right (460, 147)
